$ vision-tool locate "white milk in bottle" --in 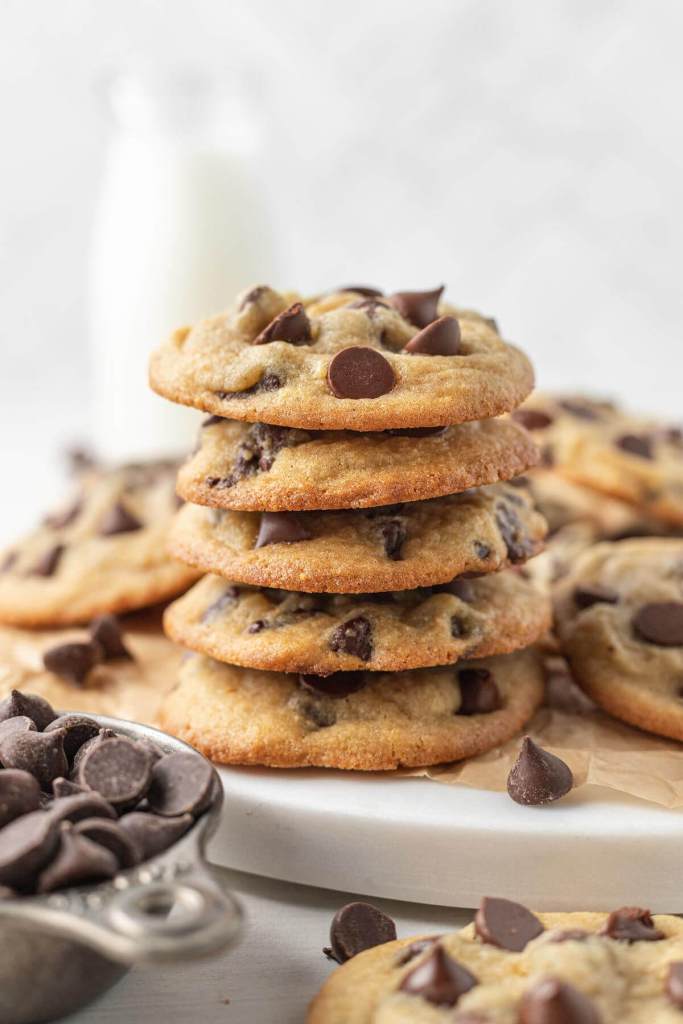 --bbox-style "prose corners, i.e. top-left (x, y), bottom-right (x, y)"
top-left (89, 71), bottom-right (278, 461)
